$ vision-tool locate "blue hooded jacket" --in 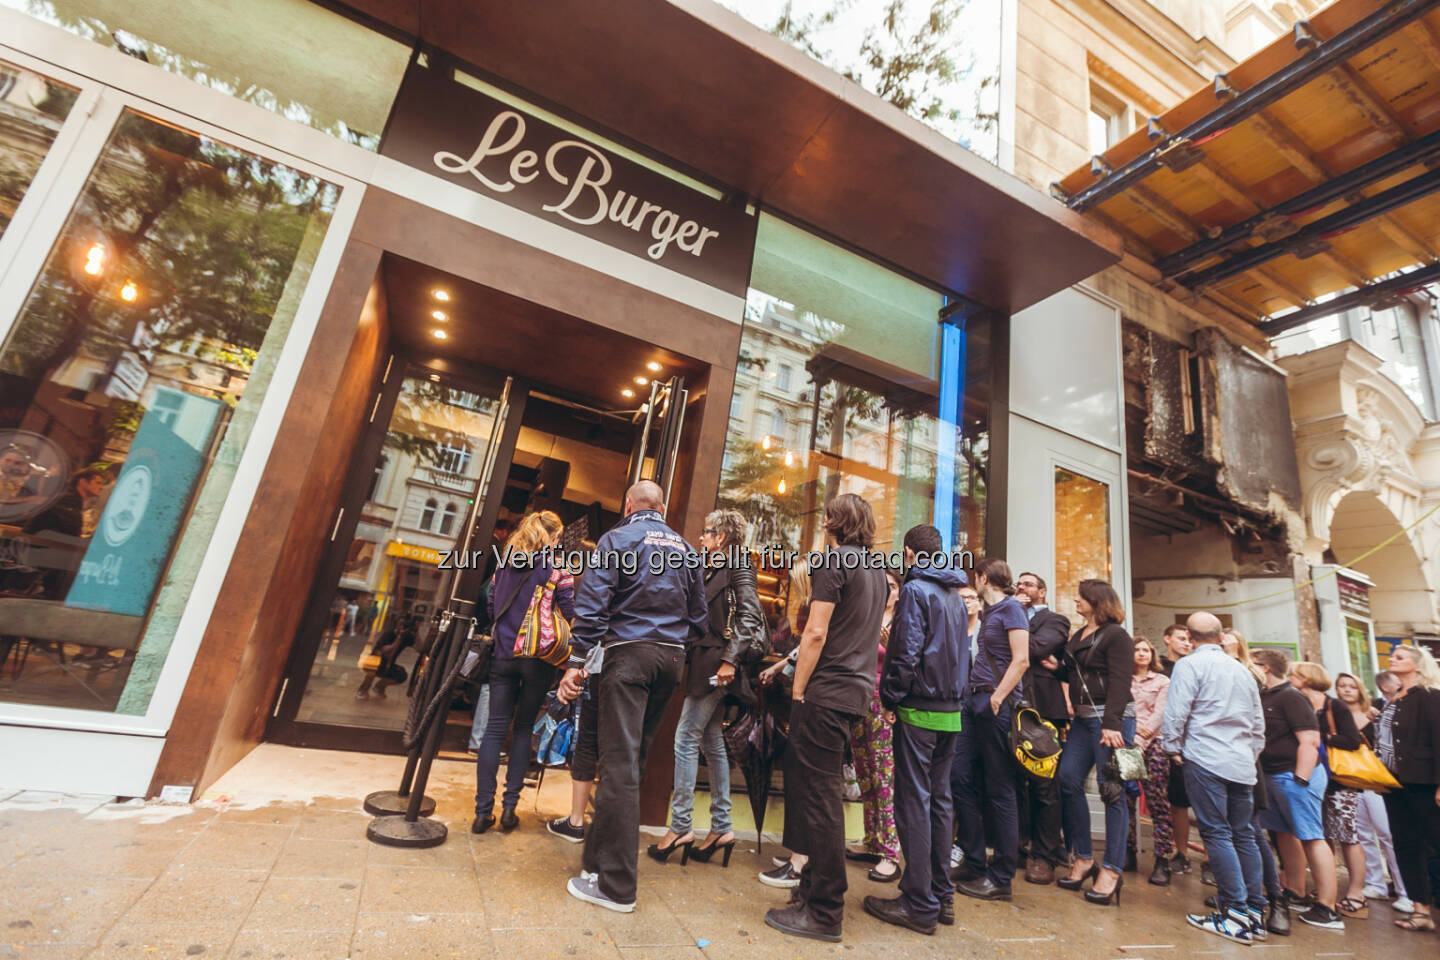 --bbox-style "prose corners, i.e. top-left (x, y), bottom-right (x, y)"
top-left (567, 510), bottom-right (708, 666)
top-left (879, 564), bottom-right (970, 712)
